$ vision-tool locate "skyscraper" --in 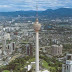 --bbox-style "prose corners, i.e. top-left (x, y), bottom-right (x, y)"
top-left (2, 36), bottom-right (6, 55)
top-left (26, 44), bottom-right (33, 56)
top-left (62, 54), bottom-right (72, 72)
